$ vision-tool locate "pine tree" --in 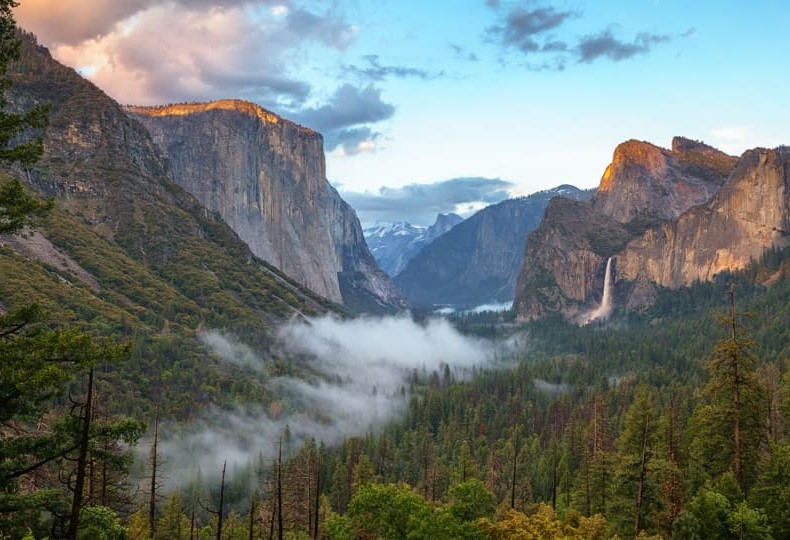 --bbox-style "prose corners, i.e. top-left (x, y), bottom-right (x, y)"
top-left (610, 388), bottom-right (662, 537)
top-left (692, 292), bottom-right (765, 491)
top-left (155, 490), bottom-right (189, 540)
